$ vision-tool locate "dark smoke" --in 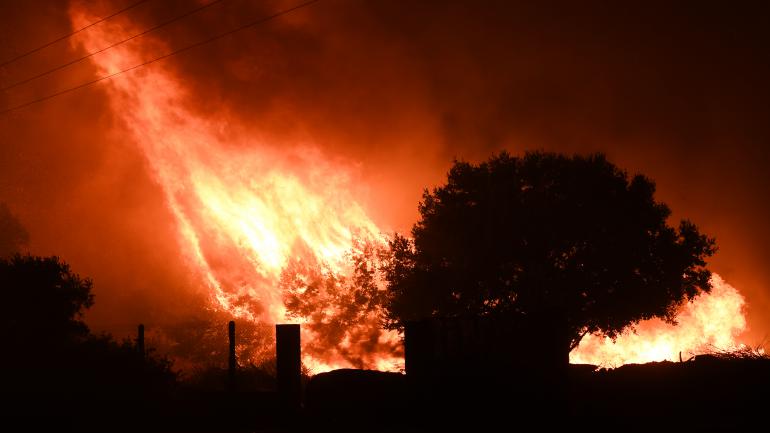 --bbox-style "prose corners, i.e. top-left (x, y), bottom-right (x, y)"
top-left (0, 202), bottom-right (29, 257)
